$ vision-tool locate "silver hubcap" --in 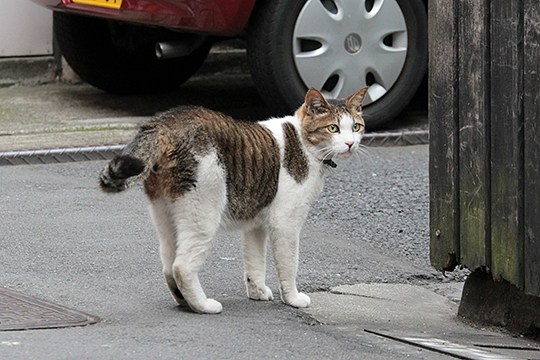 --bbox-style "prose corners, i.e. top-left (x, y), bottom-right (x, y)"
top-left (293, 0), bottom-right (408, 105)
